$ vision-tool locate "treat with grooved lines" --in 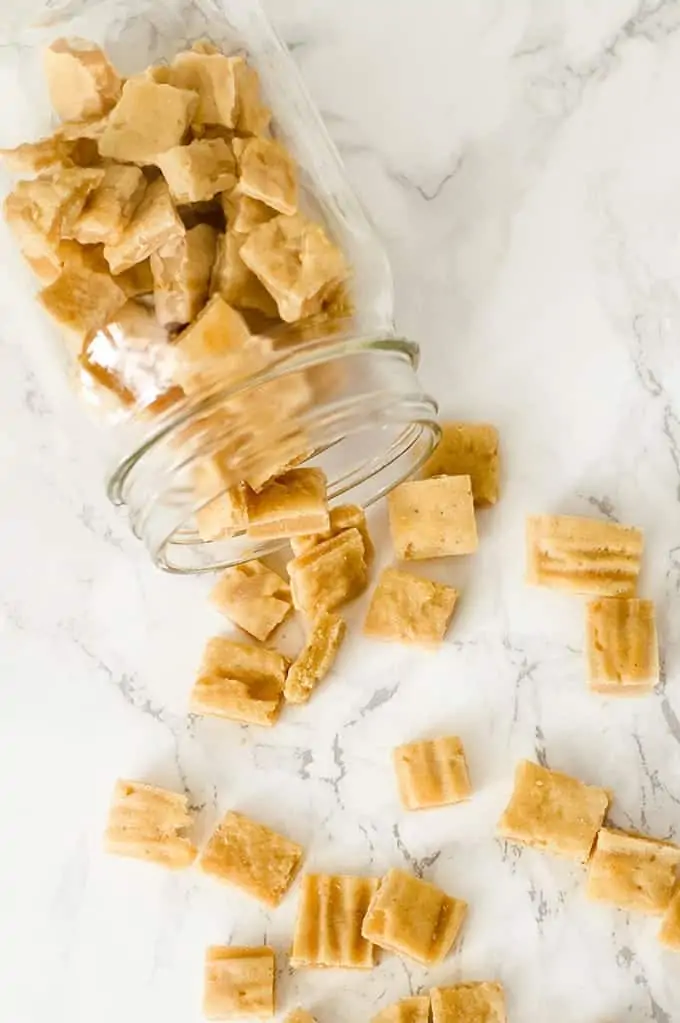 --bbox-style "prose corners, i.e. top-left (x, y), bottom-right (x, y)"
top-left (430, 982), bottom-right (507, 1023)
top-left (44, 38), bottom-right (122, 122)
top-left (587, 827), bottom-right (680, 914)
top-left (234, 136), bottom-right (298, 215)
top-left (659, 887), bottom-right (680, 949)
top-left (371, 996), bottom-right (430, 1023)
top-left (291, 874), bottom-right (380, 968)
top-left (210, 560), bottom-right (292, 642)
top-left (203, 946), bottom-right (275, 1020)
top-left (526, 515), bottom-right (643, 596)
top-left (98, 78), bottom-right (198, 165)
top-left (104, 779), bottom-right (197, 868)
top-left (497, 759), bottom-right (610, 862)
top-left (388, 475), bottom-right (478, 559)
top-left (290, 503), bottom-right (374, 561)
top-left (151, 223), bottom-right (217, 326)
top-left (103, 177), bottom-right (184, 275)
top-left (288, 527), bottom-right (368, 616)
top-left (284, 612), bottom-right (346, 704)
top-left (71, 165), bottom-right (147, 245)
top-left (363, 567), bottom-right (458, 646)
top-left (586, 598), bottom-right (659, 695)
top-left (246, 467), bottom-right (329, 540)
top-left (157, 138), bottom-right (236, 204)
top-left (422, 423), bottom-right (500, 507)
top-left (172, 294), bottom-right (251, 393)
top-left (199, 810), bottom-right (303, 906)
top-left (190, 637), bottom-right (288, 727)
top-left (394, 736), bottom-right (471, 810)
